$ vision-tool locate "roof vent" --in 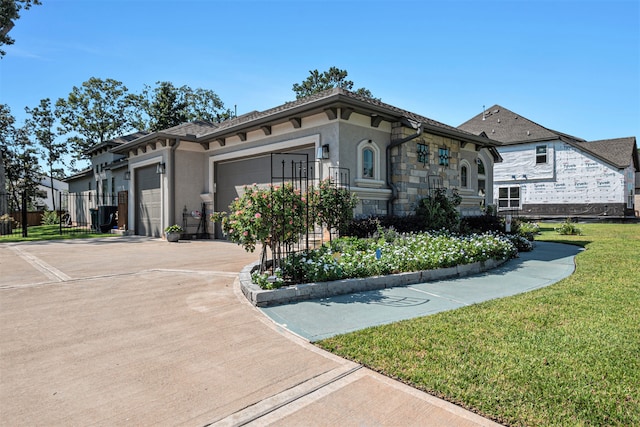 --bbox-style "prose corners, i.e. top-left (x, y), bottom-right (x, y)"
top-left (497, 119), bottom-right (501, 123)
top-left (492, 129), bottom-right (495, 133)
top-left (527, 131), bottom-right (530, 136)
top-left (514, 116), bottom-right (518, 119)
